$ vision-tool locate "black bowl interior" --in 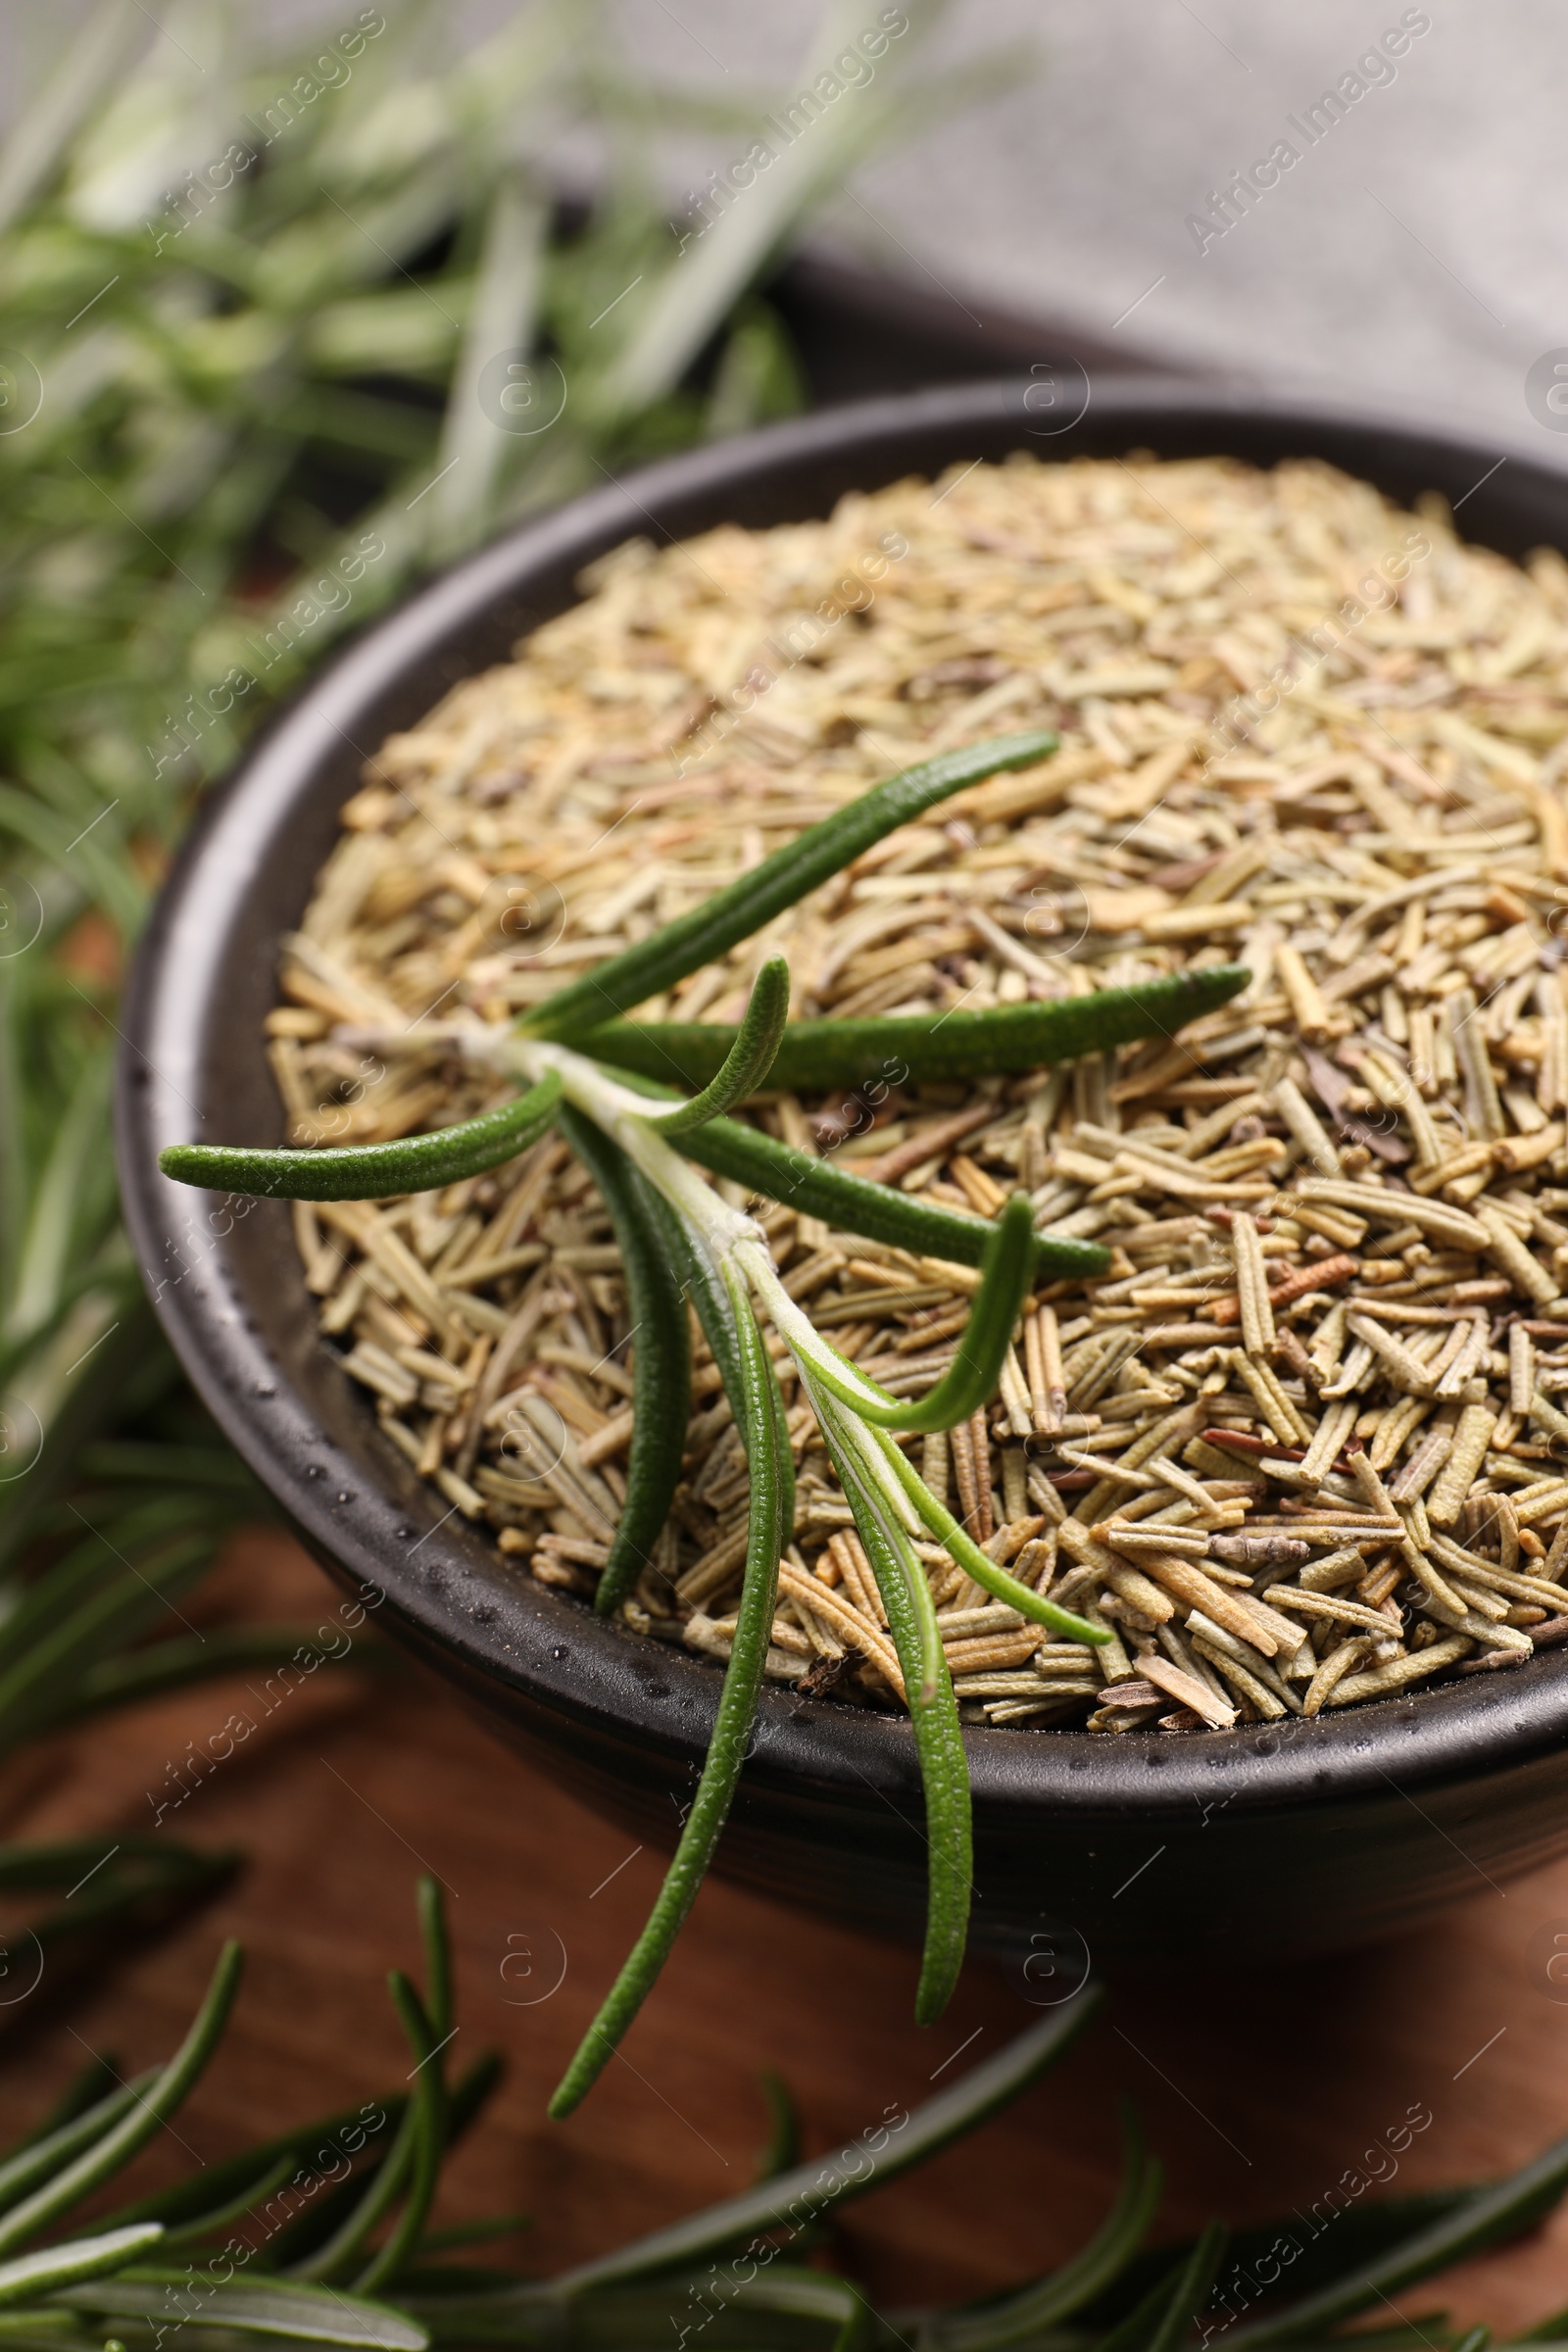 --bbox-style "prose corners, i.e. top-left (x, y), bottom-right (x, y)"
top-left (116, 379), bottom-right (1568, 1958)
